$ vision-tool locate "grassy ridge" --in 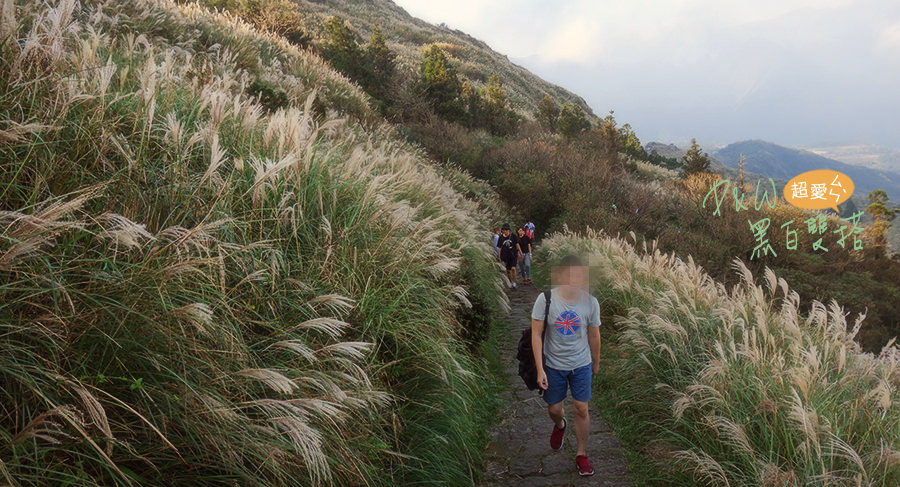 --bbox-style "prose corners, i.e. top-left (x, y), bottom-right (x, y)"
top-left (0, 0), bottom-right (506, 485)
top-left (286, 0), bottom-right (594, 116)
top-left (539, 230), bottom-right (900, 486)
